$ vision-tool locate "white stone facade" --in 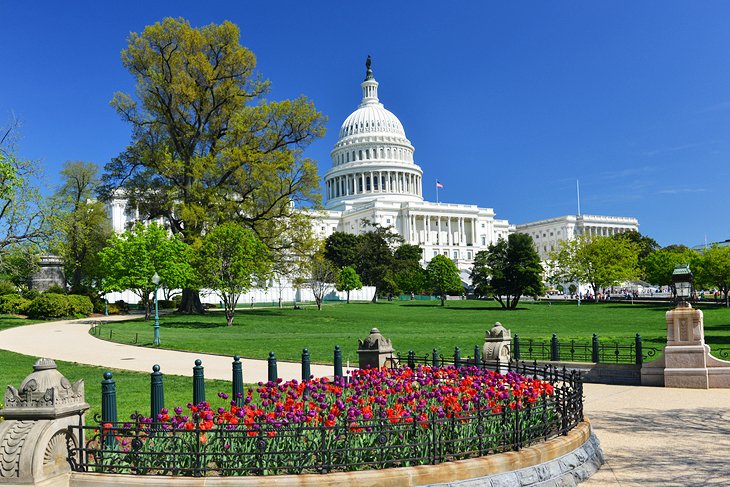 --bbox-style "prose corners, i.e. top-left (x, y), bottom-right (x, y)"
top-left (515, 215), bottom-right (639, 260)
